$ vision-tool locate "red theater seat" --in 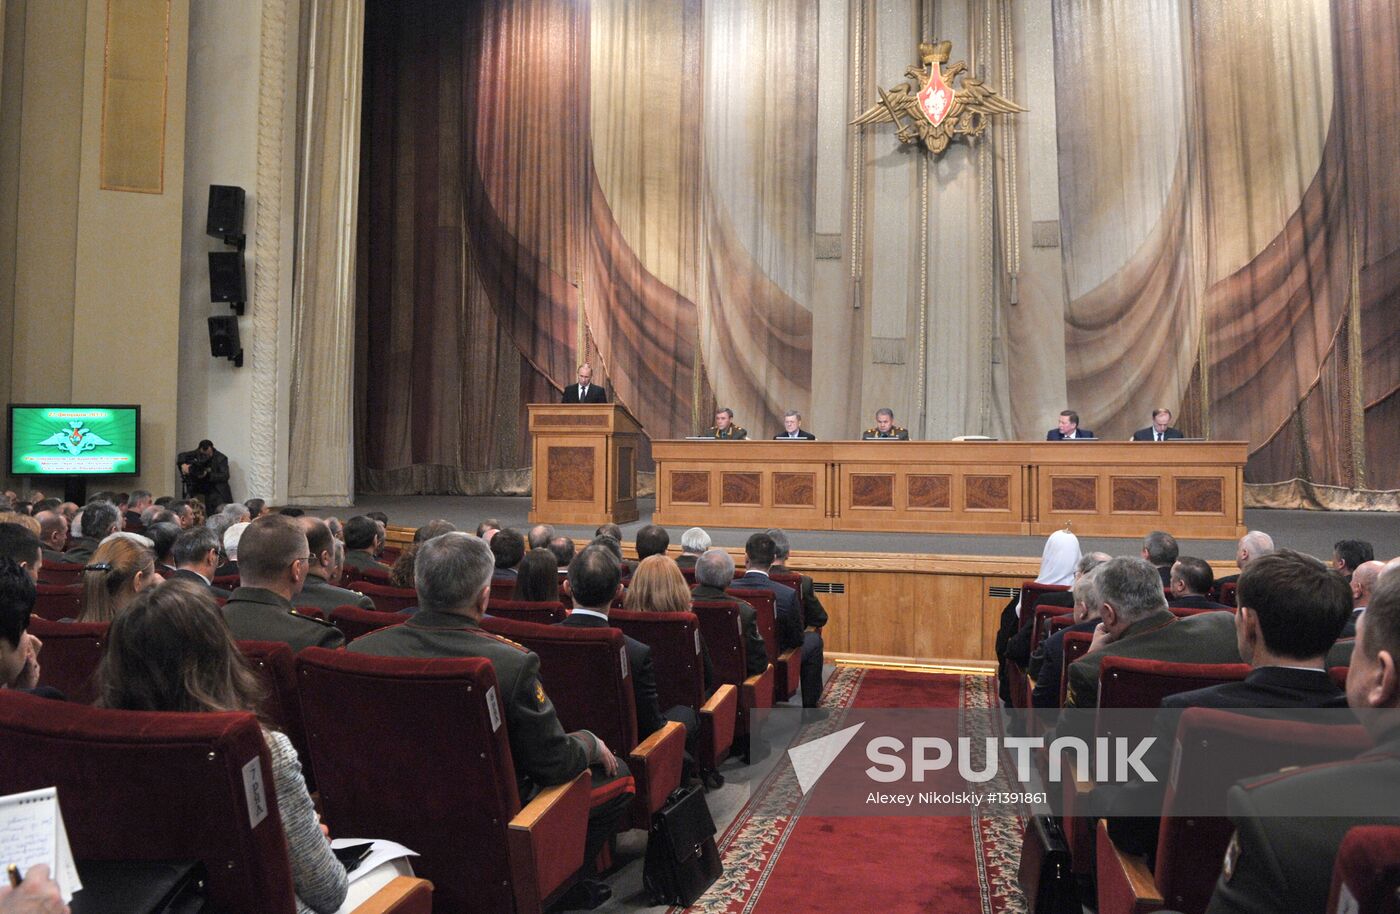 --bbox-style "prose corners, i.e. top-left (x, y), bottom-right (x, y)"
top-left (37, 561), bottom-right (85, 587)
top-left (0, 691), bottom-right (432, 913)
top-left (347, 580), bottom-right (418, 614)
top-left (609, 608), bottom-right (738, 777)
top-left (489, 598), bottom-right (568, 625)
top-left (1098, 708), bottom-right (1371, 914)
top-left (211, 573), bottom-right (240, 592)
top-left (728, 587), bottom-right (800, 705)
top-left (480, 615), bottom-right (686, 831)
top-left (33, 583), bottom-right (83, 621)
top-left (330, 605), bottom-right (410, 641)
top-left (1328, 826), bottom-right (1400, 914)
top-left (296, 649), bottom-right (587, 914)
top-left (691, 599), bottom-right (774, 753)
top-left (236, 640), bottom-right (314, 789)
top-left (27, 616), bottom-right (106, 703)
